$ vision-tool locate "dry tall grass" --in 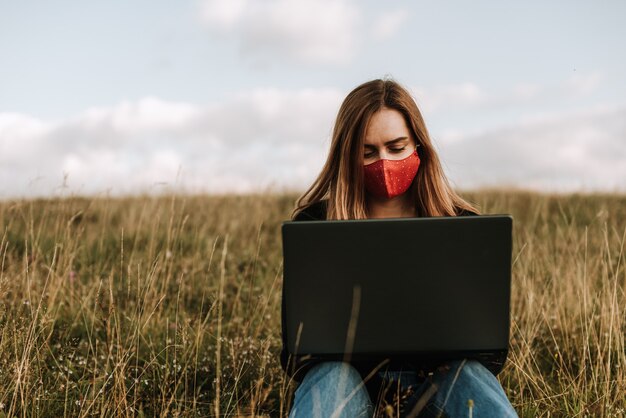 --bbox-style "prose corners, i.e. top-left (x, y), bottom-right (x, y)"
top-left (0, 190), bottom-right (624, 417)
